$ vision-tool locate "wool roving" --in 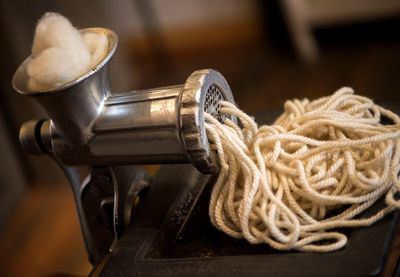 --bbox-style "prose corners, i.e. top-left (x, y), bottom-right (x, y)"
top-left (27, 12), bottom-right (108, 91)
